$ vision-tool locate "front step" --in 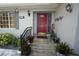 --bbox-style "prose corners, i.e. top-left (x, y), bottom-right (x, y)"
top-left (30, 37), bottom-right (56, 56)
top-left (37, 32), bottom-right (47, 38)
top-left (38, 32), bottom-right (46, 36)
